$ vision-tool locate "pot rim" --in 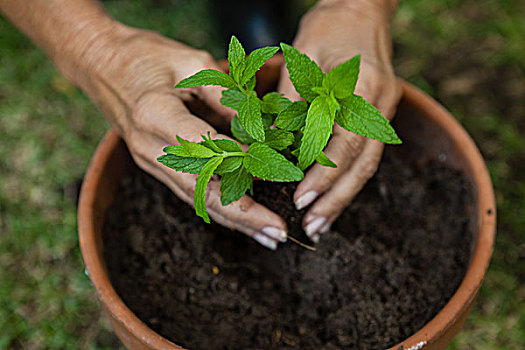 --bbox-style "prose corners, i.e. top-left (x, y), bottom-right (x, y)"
top-left (78, 80), bottom-right (496, 350)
